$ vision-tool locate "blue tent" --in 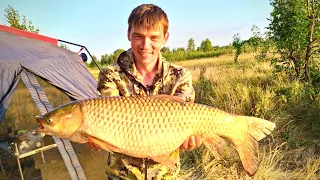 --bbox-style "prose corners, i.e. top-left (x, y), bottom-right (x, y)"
top-left (0, 25), bottom-right (100, 180)
top-left (0, 25), bottom-right (99, 121)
